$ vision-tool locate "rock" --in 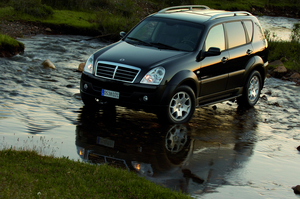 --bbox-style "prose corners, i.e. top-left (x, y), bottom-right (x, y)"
top-left (292, 185), bottom-right (300, 194)
top-left (270, 60), bottom-right (287, 73)
top-left (290, 72), bottom-right (300, 83)
top-left (78, 62), bottom-right (85, 72)
top-left (45, 28), bottom-right (52, 32)
top-left (269, 60), bottom-right (287, 78)
top-left (274, 65), bottom-right (287, 73)
top-left (297, 146), bottom-right (300, 151)
top-left (42, 59), bottom-right (55, 69)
